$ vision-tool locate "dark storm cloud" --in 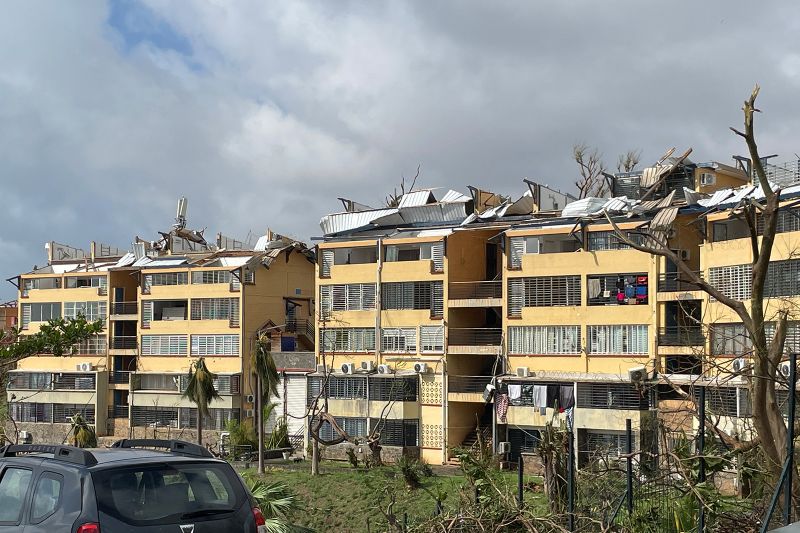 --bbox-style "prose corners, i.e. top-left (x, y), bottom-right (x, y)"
top-left (1, 0), bottom-right (798, 298)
